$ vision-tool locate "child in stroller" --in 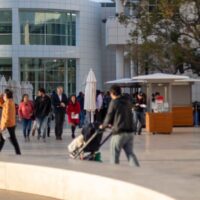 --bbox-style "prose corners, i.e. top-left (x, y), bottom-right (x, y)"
top-left (68, 123), bottom-right (104, 161)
